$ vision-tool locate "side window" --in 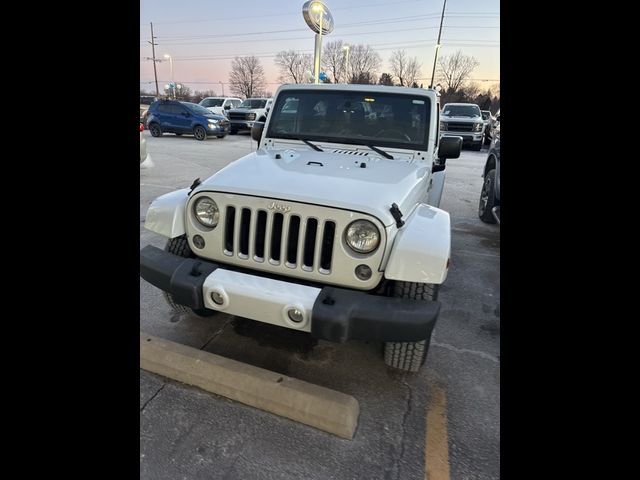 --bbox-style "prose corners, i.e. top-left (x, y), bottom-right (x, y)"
top-left (157, 104), bottom-right (171, 113)
top-left (169, 104), bottom-right (184, 114)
